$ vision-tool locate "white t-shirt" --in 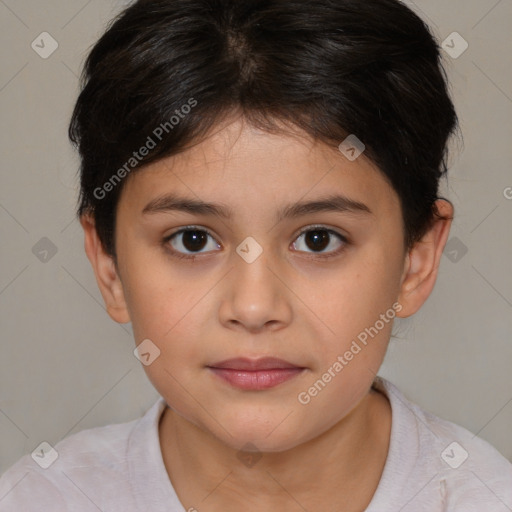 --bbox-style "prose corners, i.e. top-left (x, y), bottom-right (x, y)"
top-left (1, 377), bottom-right (511, 511)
